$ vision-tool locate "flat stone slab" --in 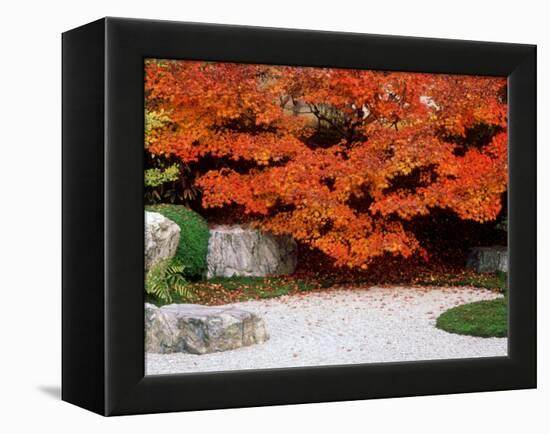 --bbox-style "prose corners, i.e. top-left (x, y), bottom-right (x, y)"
top-left (145, 303), bottom-right (269, 354)
top-left (466, 246), bottom-right (508, 273)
